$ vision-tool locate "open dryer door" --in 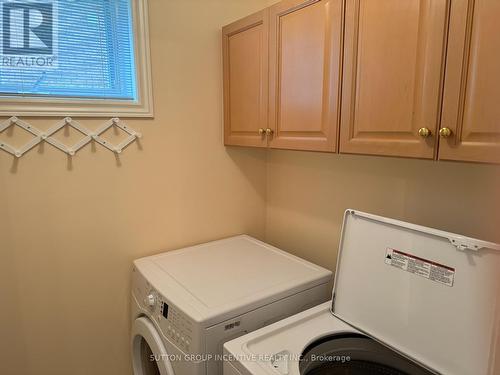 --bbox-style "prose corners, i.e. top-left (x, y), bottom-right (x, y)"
top-left (132, 317), bottom-right (175, 375)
